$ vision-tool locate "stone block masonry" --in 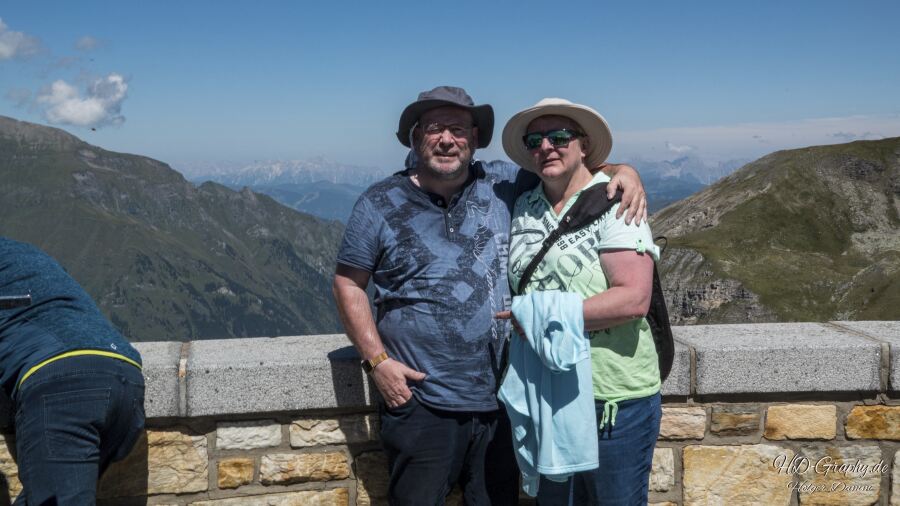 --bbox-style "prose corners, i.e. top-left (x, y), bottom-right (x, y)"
top-left (764, 404), bottom-right (837, 440)
top-left (0, 322), bottom-right (896, 504)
